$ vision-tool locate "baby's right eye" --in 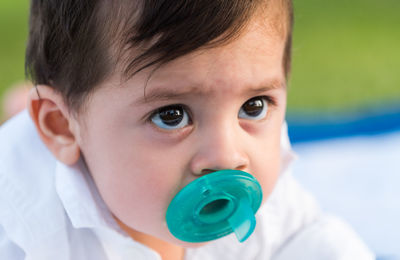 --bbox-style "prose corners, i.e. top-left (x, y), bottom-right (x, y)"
top-left (150, 105), bottom-right (192, 130)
